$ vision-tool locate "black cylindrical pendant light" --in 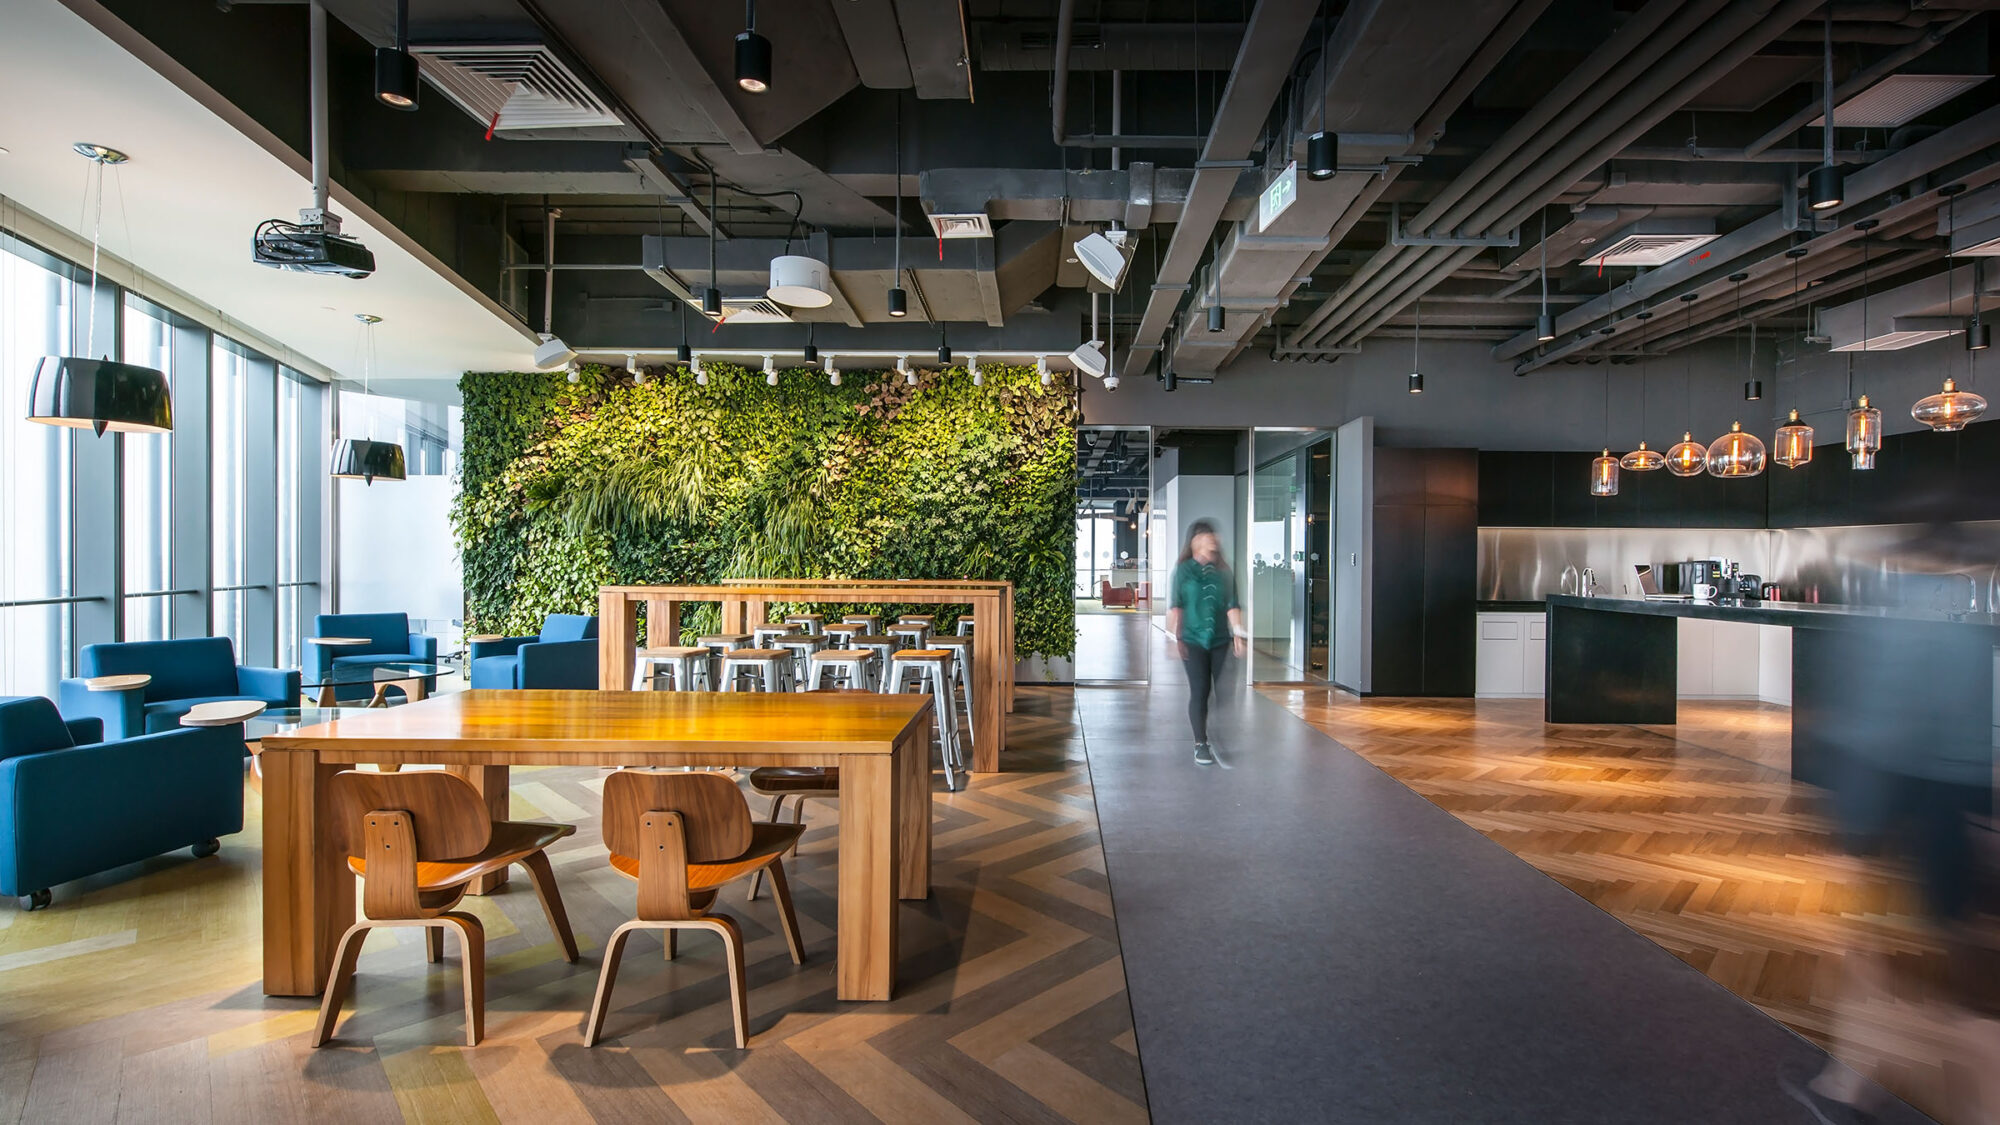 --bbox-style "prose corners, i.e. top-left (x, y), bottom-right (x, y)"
top-left (330, 438), bottom-right (407, 485)
top-left (1207, 302), bottom-right (1225, 332)
top-left (887, 287), bottom-right (907, 317)
top-left (1744, 380), bottom-right (1763, 401)
top-left (1808, 164), bottom-right (1843, 213)
top-left (735, 1), bottom-right (771, 93)
top-left (677, 342), bottom-right (692, 363)
top-left (1807, 10), bottom-right (1842, 212)
top-left (1407, 371), bottom-right (1423, 394)
top-left (888, 93), bottom-right (907, 317)
top-left (1306, 132), bottom-right (1336, 182)
top-left (374, 0), bottom-right (419, 109)
top-left (28, 357), bottom-right (173, 436)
